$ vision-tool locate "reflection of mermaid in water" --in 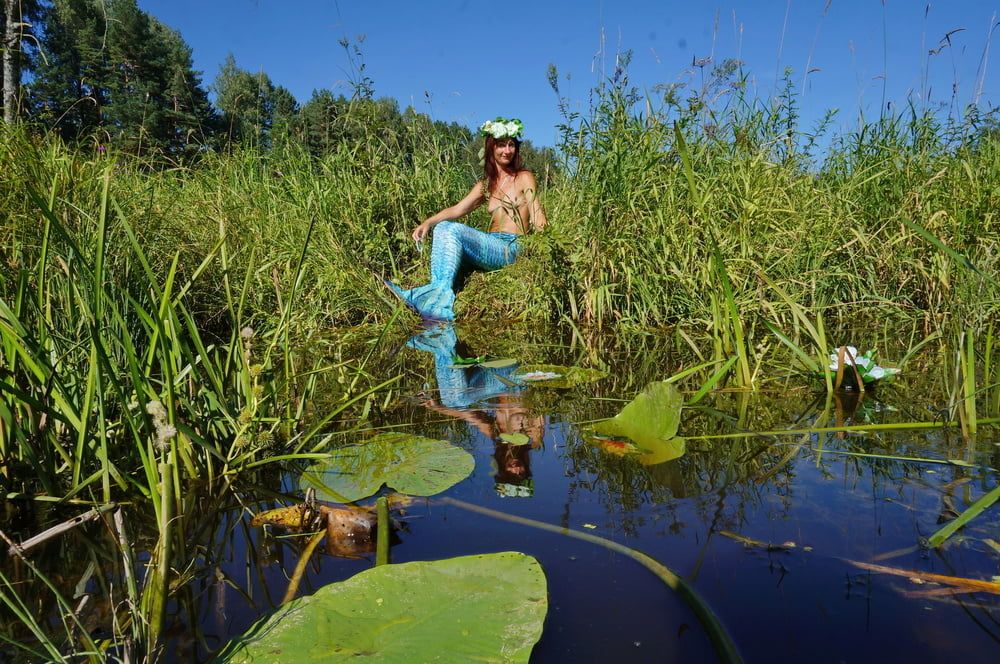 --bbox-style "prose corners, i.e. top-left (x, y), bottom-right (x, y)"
top-left (407, 324), bottom-right (543, 497)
